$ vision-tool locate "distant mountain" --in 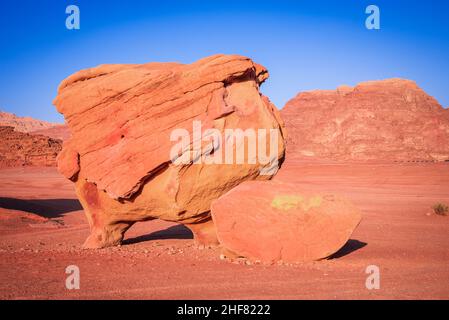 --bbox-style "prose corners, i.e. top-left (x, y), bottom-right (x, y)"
top-left (281, 79), bottom-right (449, 162)
top-left (0, 110), bottom-right (70, 141)
top-left (0, 111), bottom-right (71, 168)
top-left (0, 110), bottom-right (59, 133)
top-left (32, 125), bottom-right (71, 141)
